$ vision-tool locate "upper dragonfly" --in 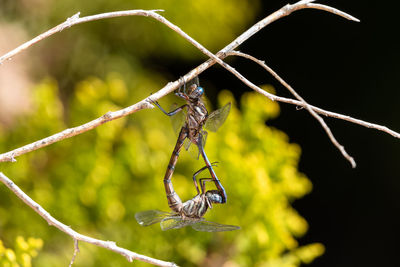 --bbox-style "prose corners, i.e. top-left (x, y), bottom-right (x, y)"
top-left (150, 77), bottom-right (231, 202)
top-left (135, 164), bottom-right (240, 232)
